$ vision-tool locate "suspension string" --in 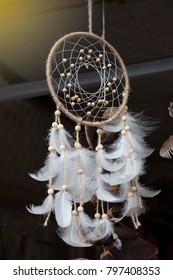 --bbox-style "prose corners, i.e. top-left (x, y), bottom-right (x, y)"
top-left (101, 200), bottom-right (105, 214)
top-left (88, 0), bottom-right (93, 33)
top-left (102, 0), bottom-right (105, 40)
